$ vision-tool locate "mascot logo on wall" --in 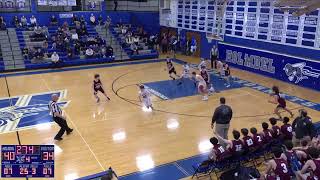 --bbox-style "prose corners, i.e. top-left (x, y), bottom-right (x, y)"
top-left (283, 62), bottom-right (320, 83)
